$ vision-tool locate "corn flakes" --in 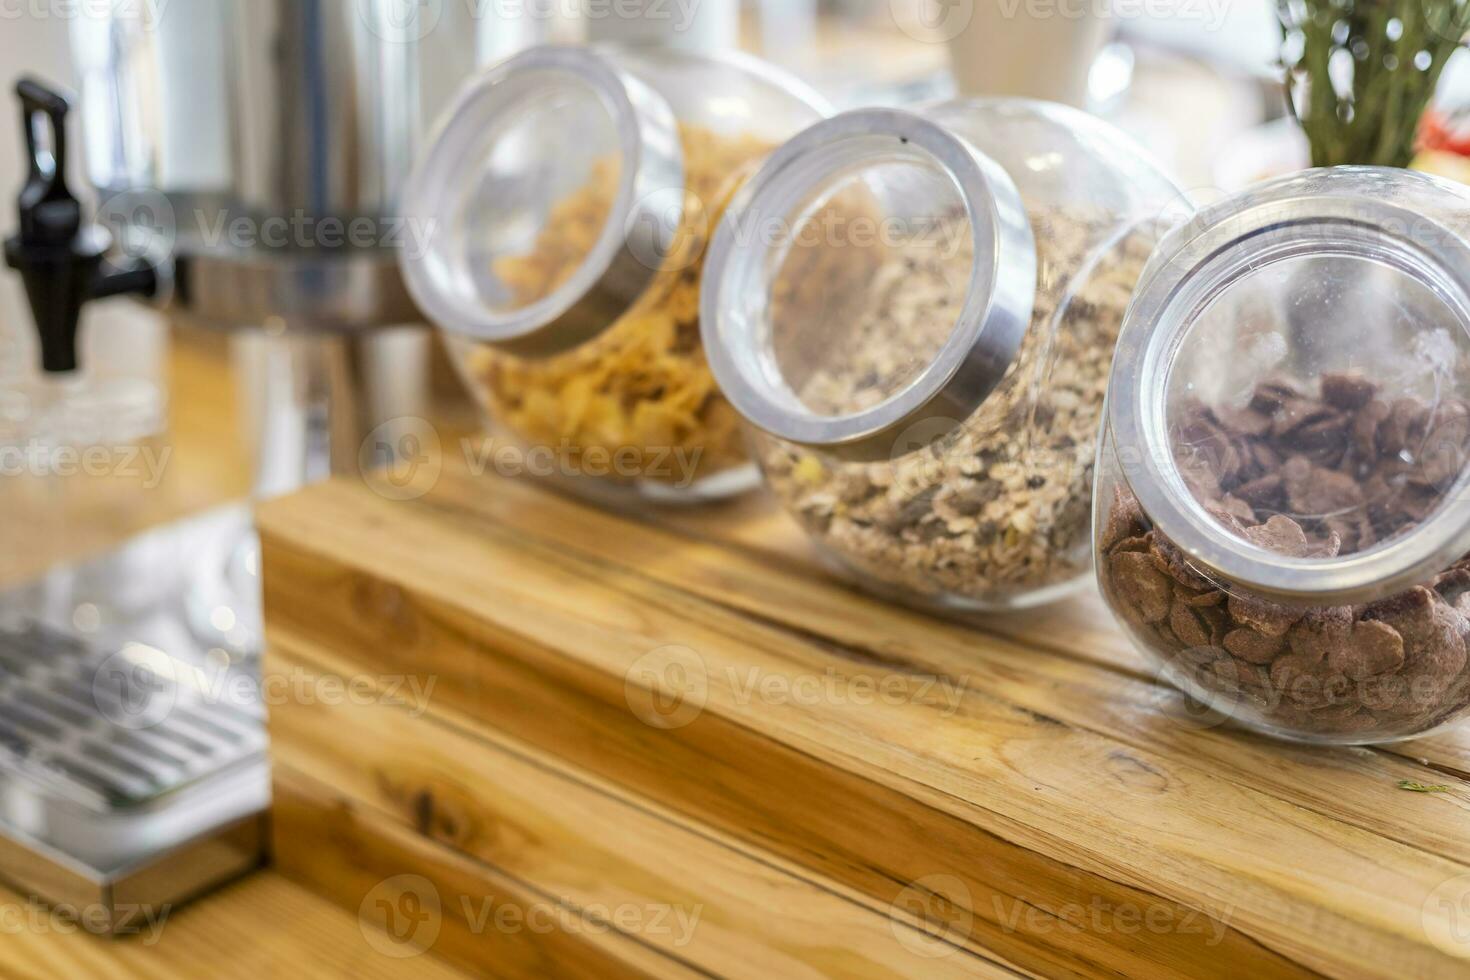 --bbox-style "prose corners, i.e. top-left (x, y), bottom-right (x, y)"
top-left (465, 125), bottom-right (772, 490)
